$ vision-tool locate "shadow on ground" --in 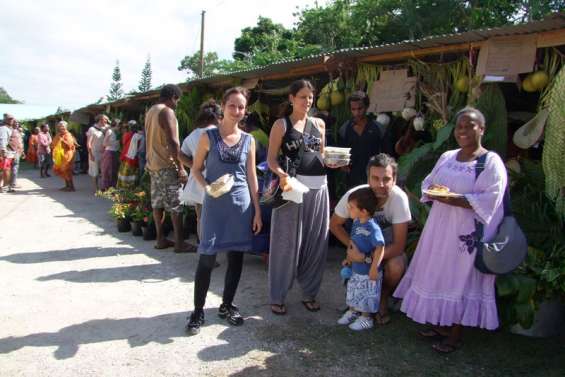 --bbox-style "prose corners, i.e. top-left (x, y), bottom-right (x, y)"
top-left (0, 310), bottom-right (205, 360)
top-left (4, 169), bottom-right (564, 376)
